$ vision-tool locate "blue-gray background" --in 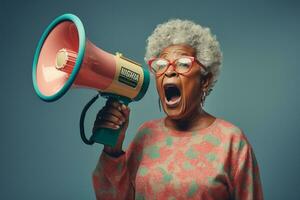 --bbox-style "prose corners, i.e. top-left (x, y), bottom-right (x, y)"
top-left (1, 0), bottom-right (299, 199)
